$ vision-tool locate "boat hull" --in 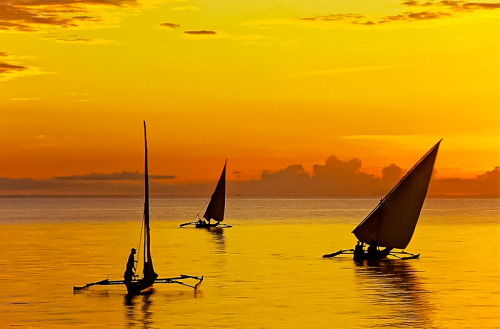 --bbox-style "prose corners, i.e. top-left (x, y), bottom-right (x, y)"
top-left (353, 248), bottom-right (392, 261)
top-left (195, 222), bottom-right (220, 229)
top-left (125, 279), bottom-right (155, 295)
